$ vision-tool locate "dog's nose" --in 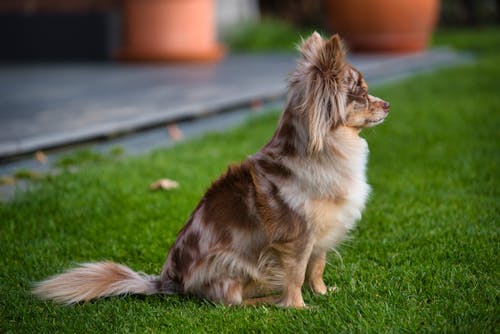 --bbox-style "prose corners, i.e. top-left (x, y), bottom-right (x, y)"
top-left (383, 101), bottom-right (390, 111)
